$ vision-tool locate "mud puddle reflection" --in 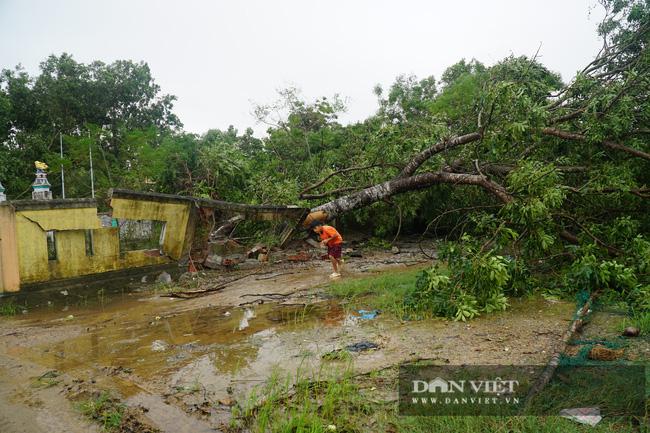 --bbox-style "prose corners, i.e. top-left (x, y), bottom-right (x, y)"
top-left (13, 300), bottom-right (347, 383)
